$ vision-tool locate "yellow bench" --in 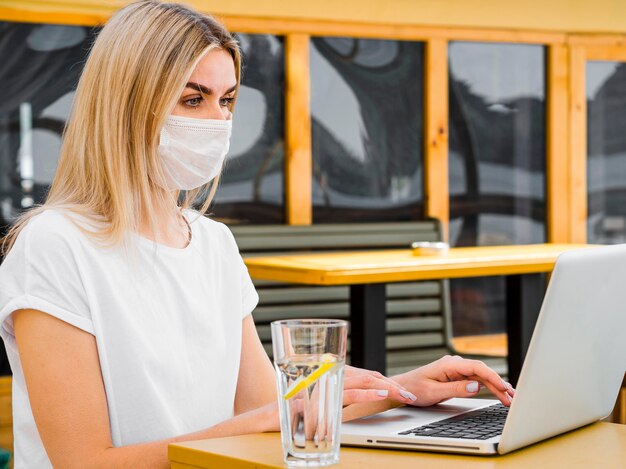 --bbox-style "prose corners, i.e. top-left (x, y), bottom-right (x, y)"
top-left (450, 333), bottom-right (508, 358)
top-left (0, 376), bottom-right (12, 463)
